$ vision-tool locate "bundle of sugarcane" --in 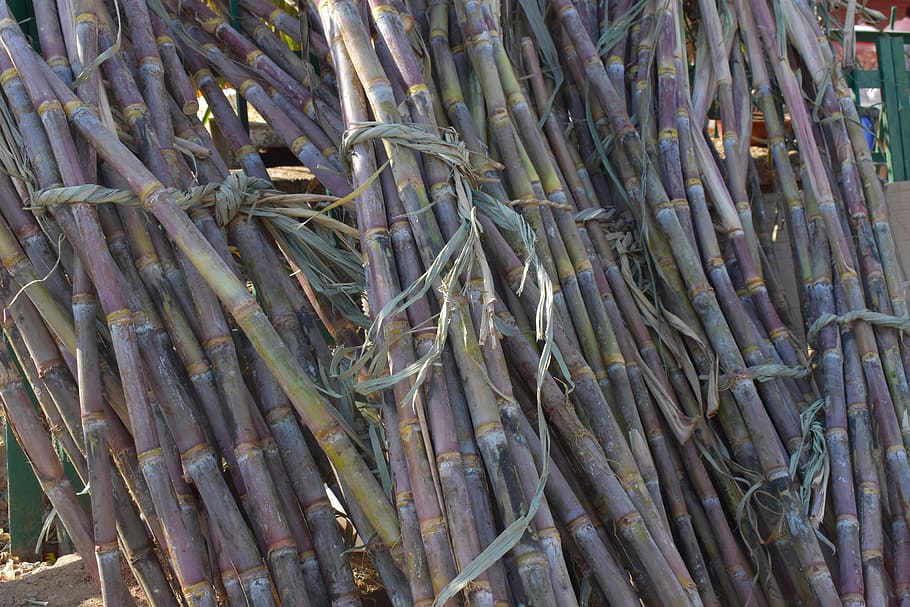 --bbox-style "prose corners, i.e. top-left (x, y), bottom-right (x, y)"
top-left (0, 0), bottom-right (906, 603)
